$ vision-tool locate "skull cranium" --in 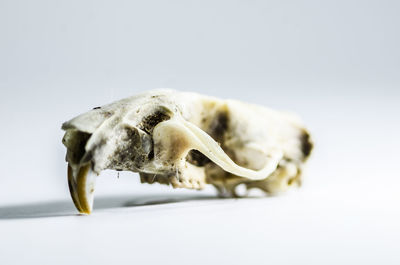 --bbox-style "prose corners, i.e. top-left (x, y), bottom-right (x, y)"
top-left (62, 89), bottom-right (313, 214)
